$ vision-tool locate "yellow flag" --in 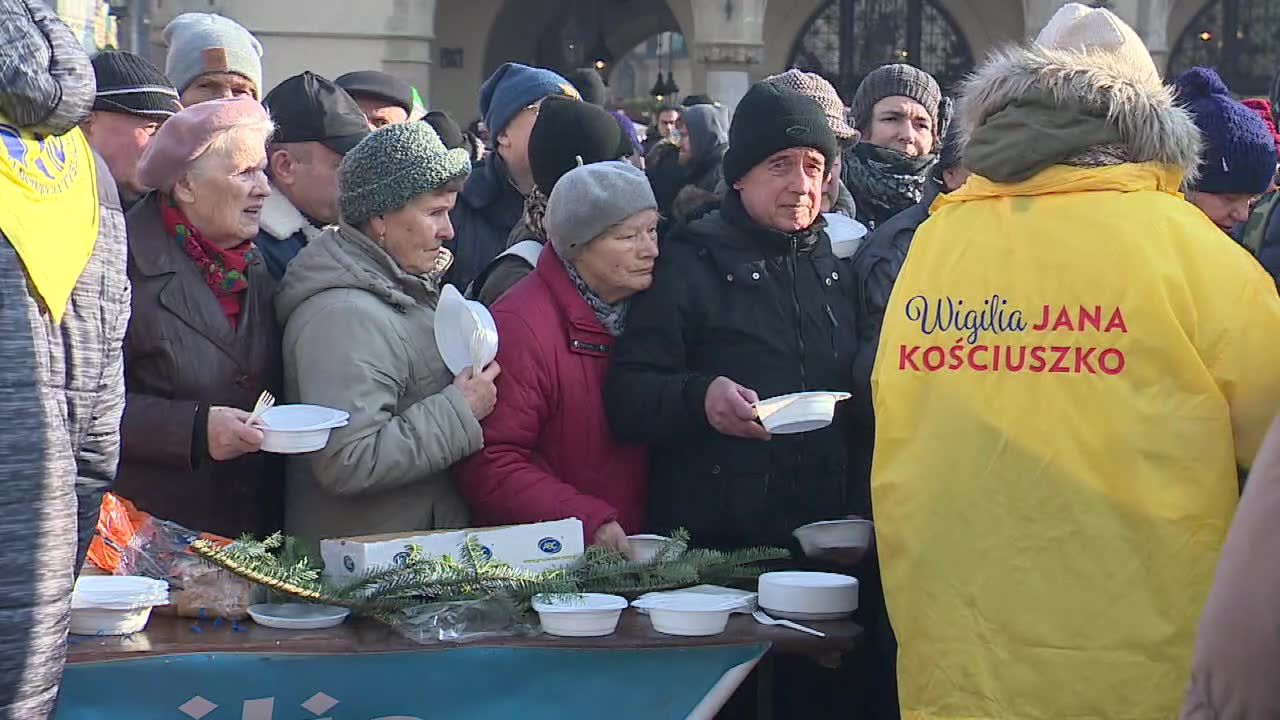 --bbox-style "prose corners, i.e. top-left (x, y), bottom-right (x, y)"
top-left (0, 115), bottom-right (99, 324)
